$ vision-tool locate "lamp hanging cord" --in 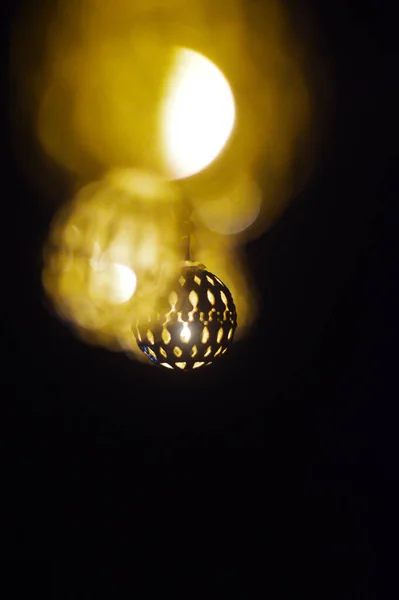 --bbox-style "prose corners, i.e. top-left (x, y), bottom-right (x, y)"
top-left (185, 220), bottom-right (192, 262)
top-left (180, 194), bottom-right (193, 263)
